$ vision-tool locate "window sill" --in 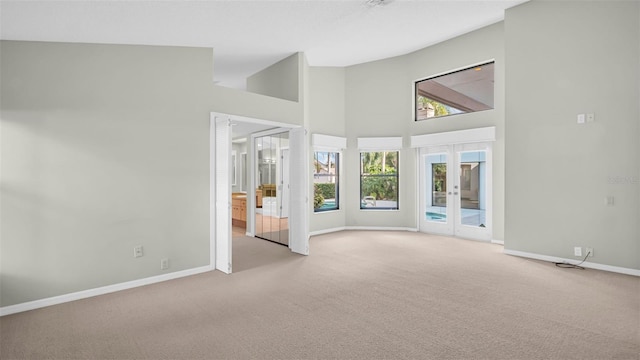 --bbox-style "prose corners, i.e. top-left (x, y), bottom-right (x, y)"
top-left (314, 209), bottom-right (341, 214)
top-left (359, 208), bottom-right (400, 212)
